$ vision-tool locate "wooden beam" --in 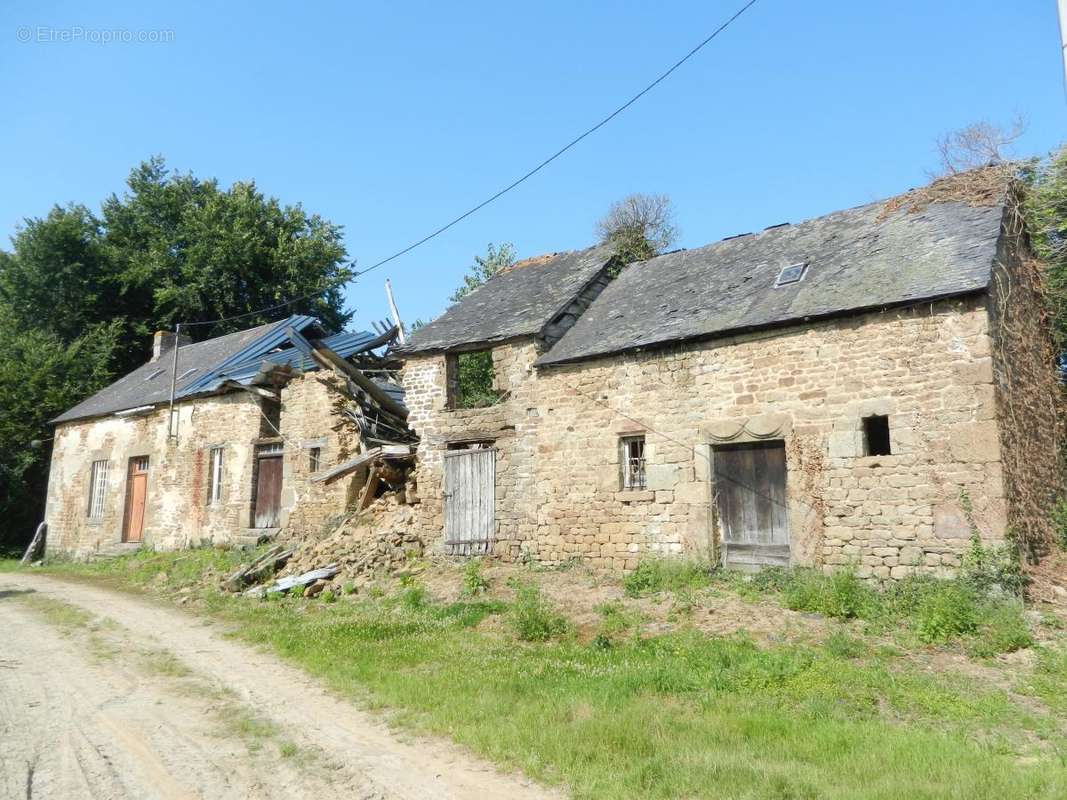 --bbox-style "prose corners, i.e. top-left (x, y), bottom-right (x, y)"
top-left (311, 347), bottom-right (408, 419)
top-left (309, 444), bottom-right (413, 484)
top-left (358, 465), bottom-right (382, 510)
top-left (310, 447), bottom-right (381, 483)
